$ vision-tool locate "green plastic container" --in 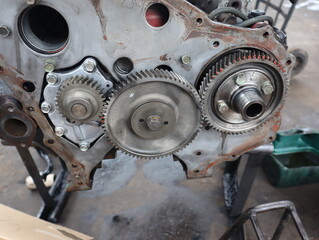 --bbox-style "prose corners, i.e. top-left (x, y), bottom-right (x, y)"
top-left (262, 129), bottom-right (319, 187)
